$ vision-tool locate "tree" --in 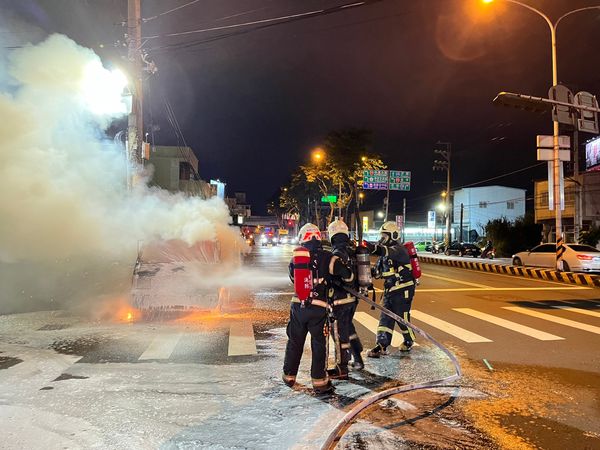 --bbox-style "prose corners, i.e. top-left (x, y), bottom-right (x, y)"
top-left (485, 212), bottom-right (542, 257)
top-left (578, 225), bottom-right (600, 247)
top-left (301, 128), bottom-right (385, 225)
